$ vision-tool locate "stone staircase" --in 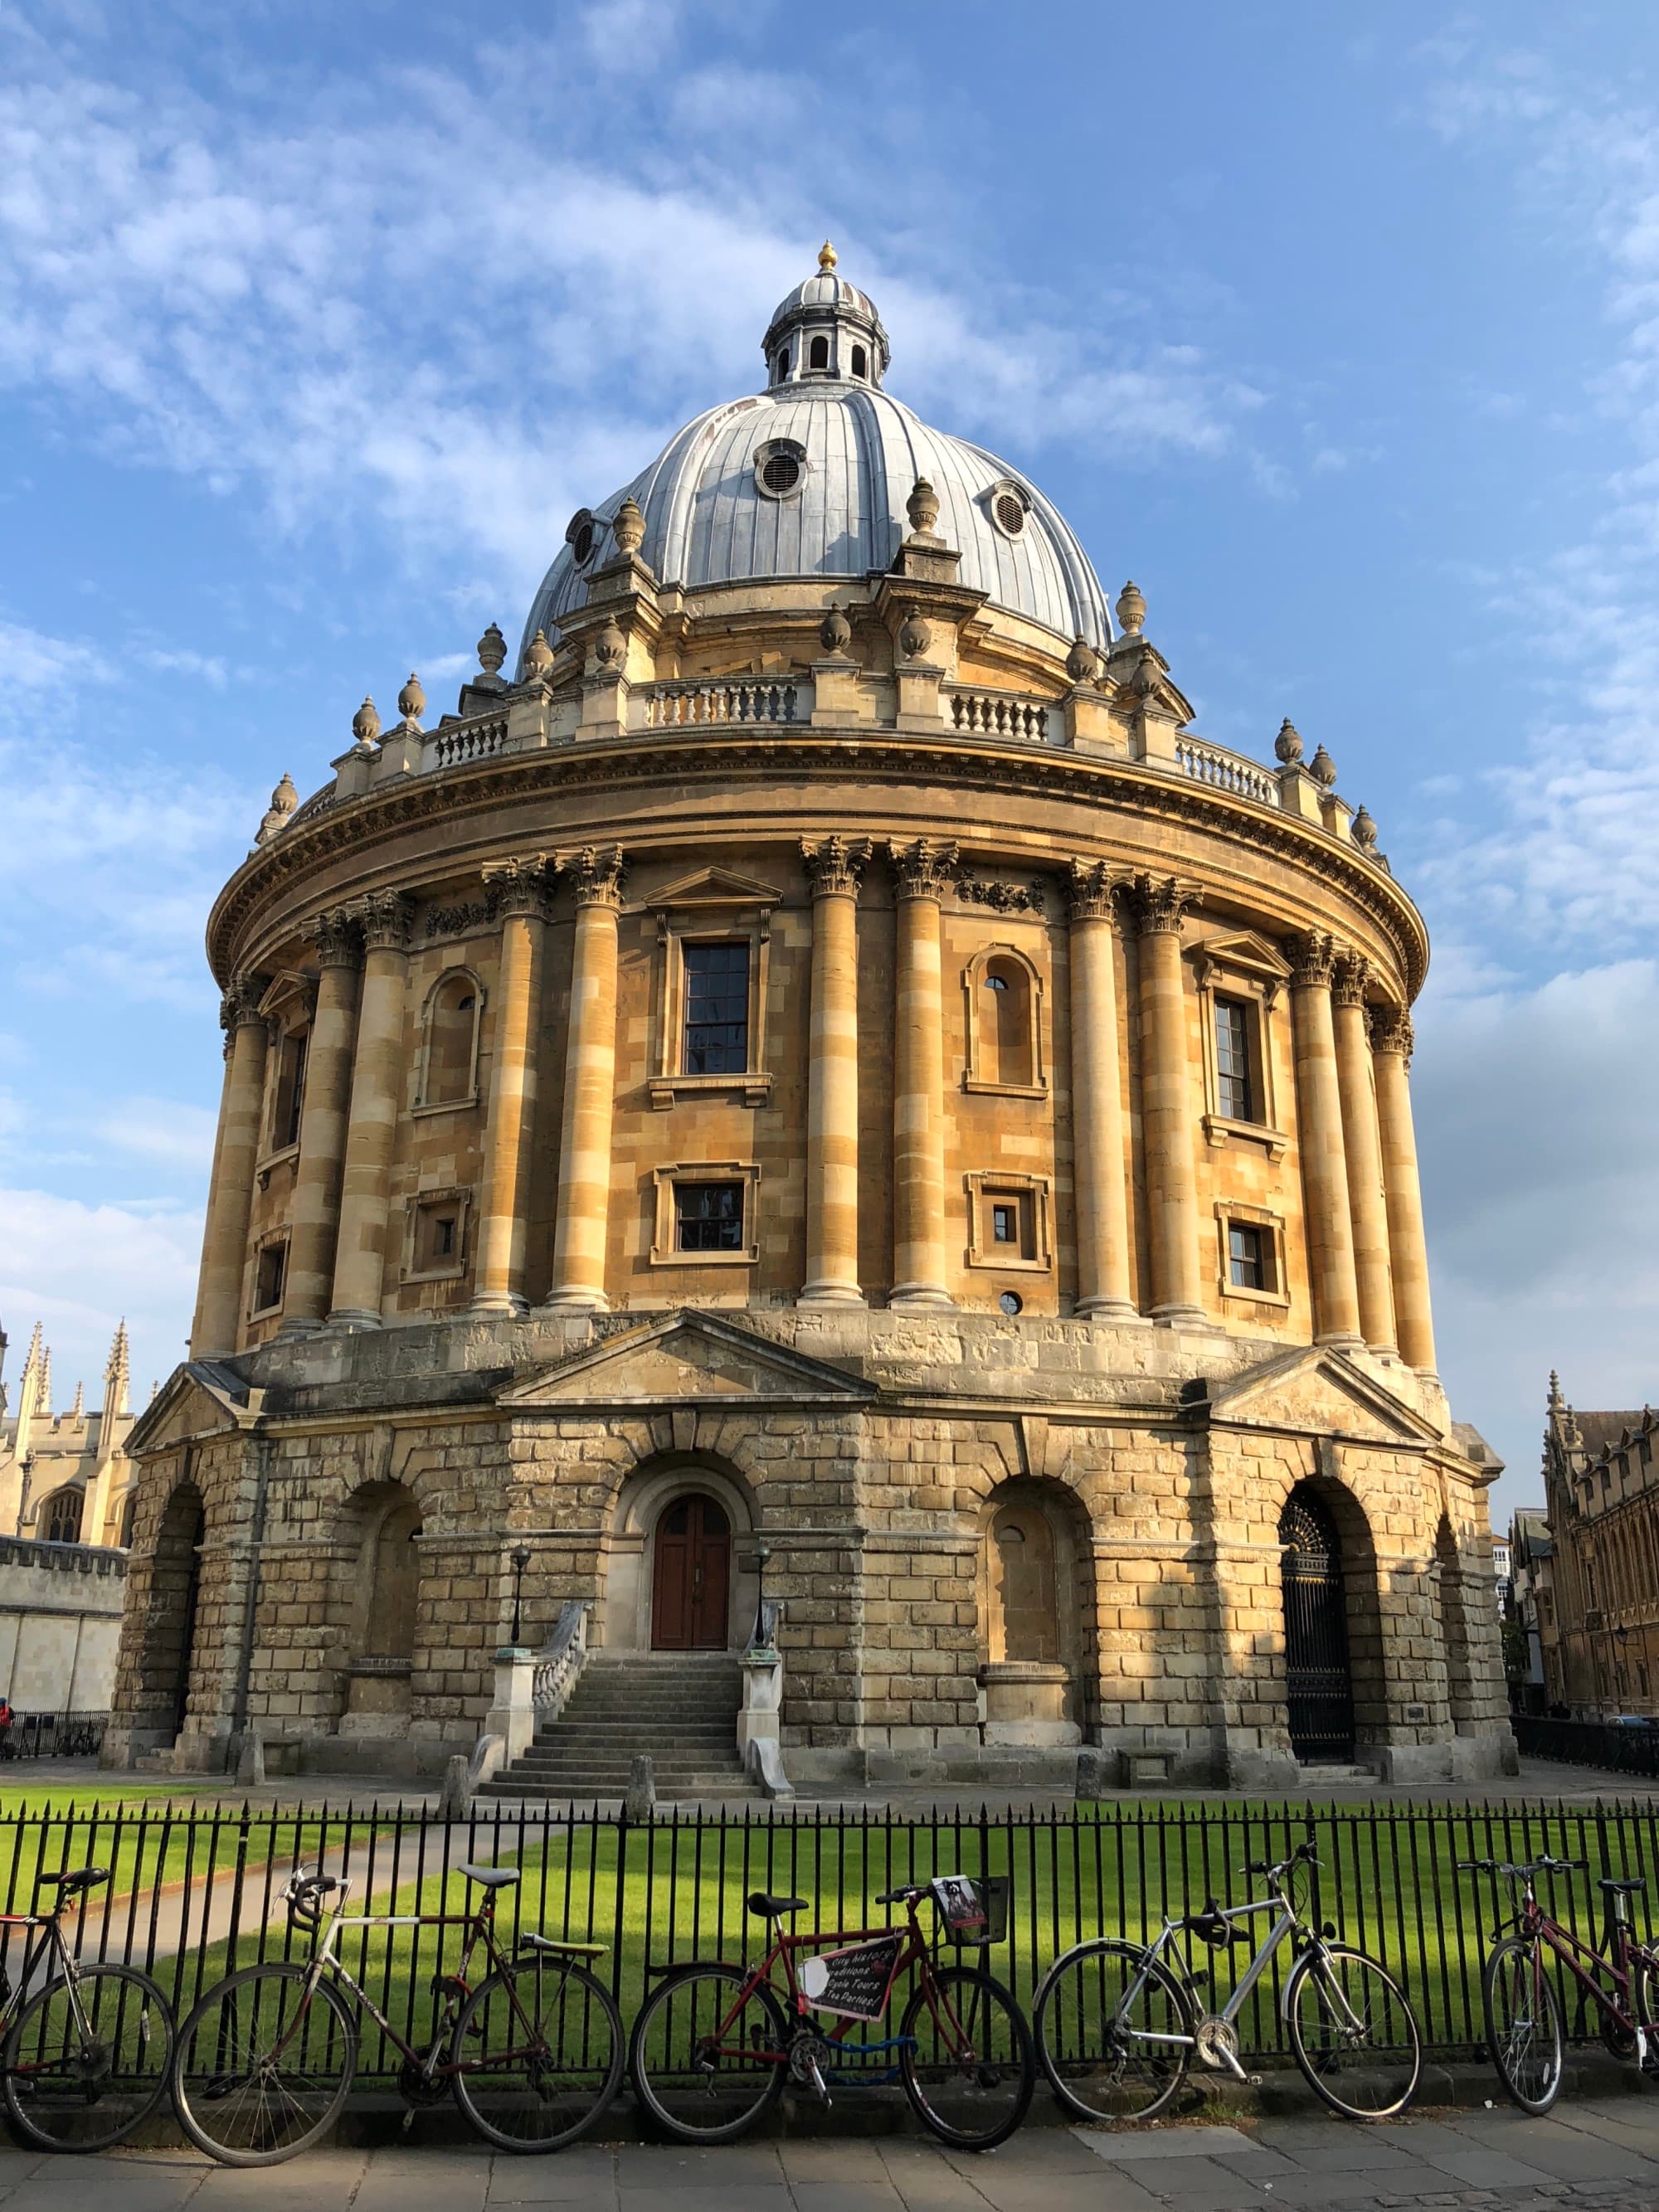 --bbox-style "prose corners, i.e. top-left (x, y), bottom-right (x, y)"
top-left (476, 1650), bottom-right (761, 1801)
